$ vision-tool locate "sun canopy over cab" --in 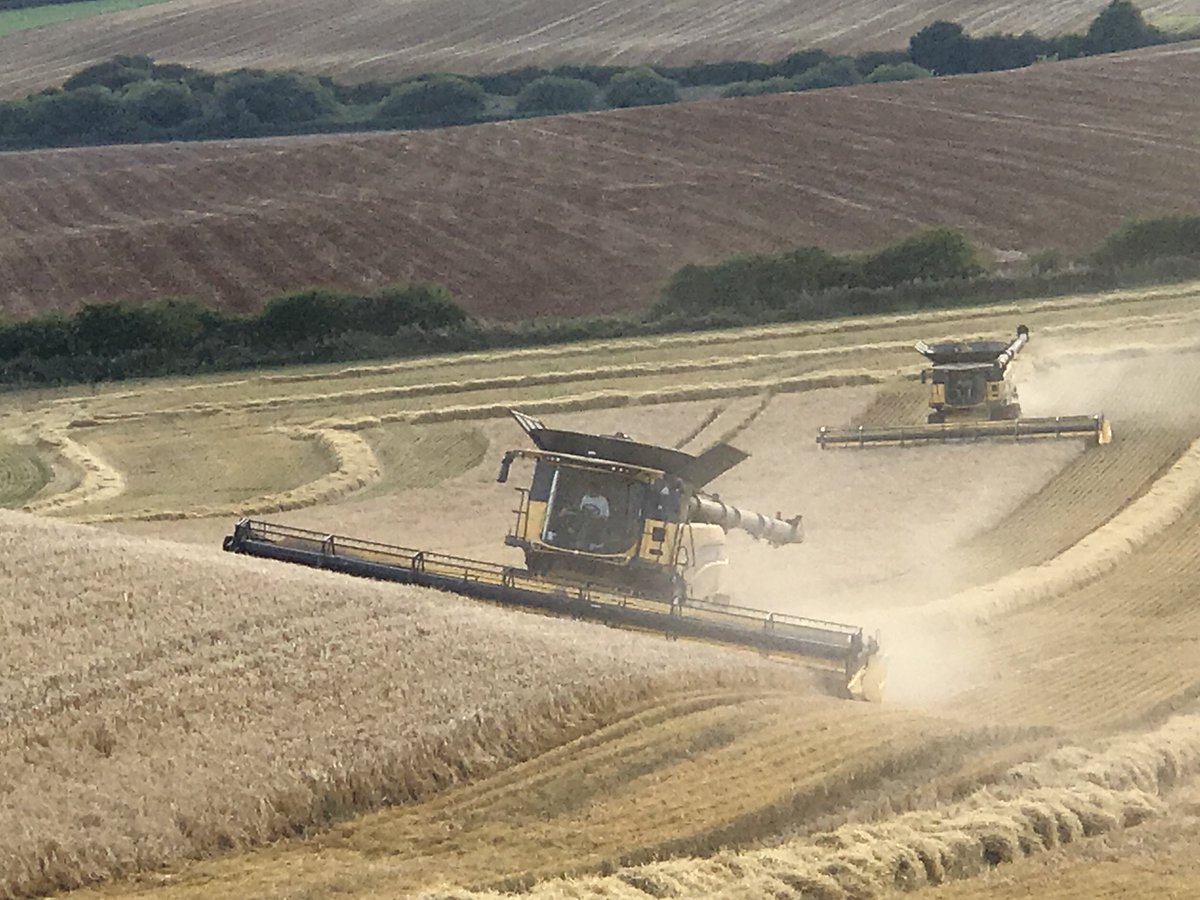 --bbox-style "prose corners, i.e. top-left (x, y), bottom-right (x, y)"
top-left (509, 410), bottom-right (747, 488)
